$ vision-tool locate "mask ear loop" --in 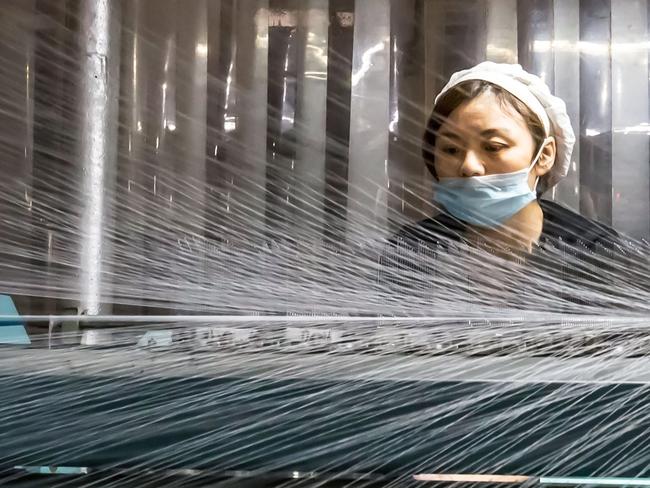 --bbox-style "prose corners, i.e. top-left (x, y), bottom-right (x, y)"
top-left (529, 136), bottom-right (553, 190)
